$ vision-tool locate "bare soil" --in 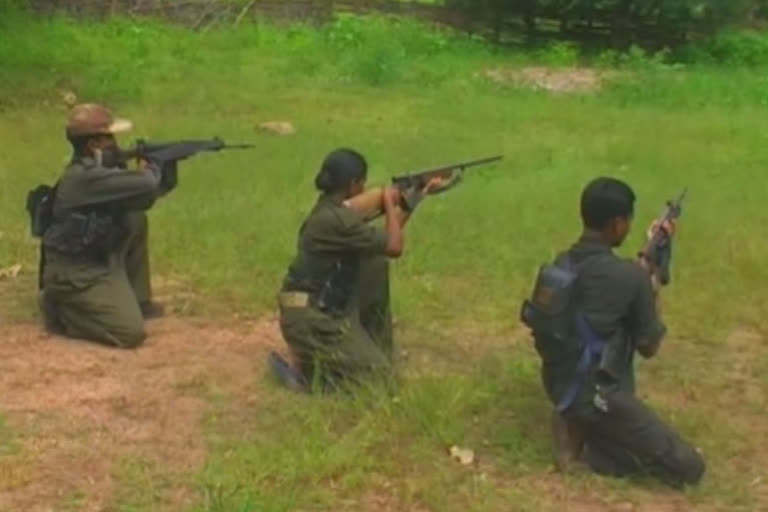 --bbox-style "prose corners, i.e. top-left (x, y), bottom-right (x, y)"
top-left (484, 66), bottom-right (614, 93)
top-left (0, 316), bottom-right (284, 512)
top-left (0, 311), bottom-right (764, 511)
